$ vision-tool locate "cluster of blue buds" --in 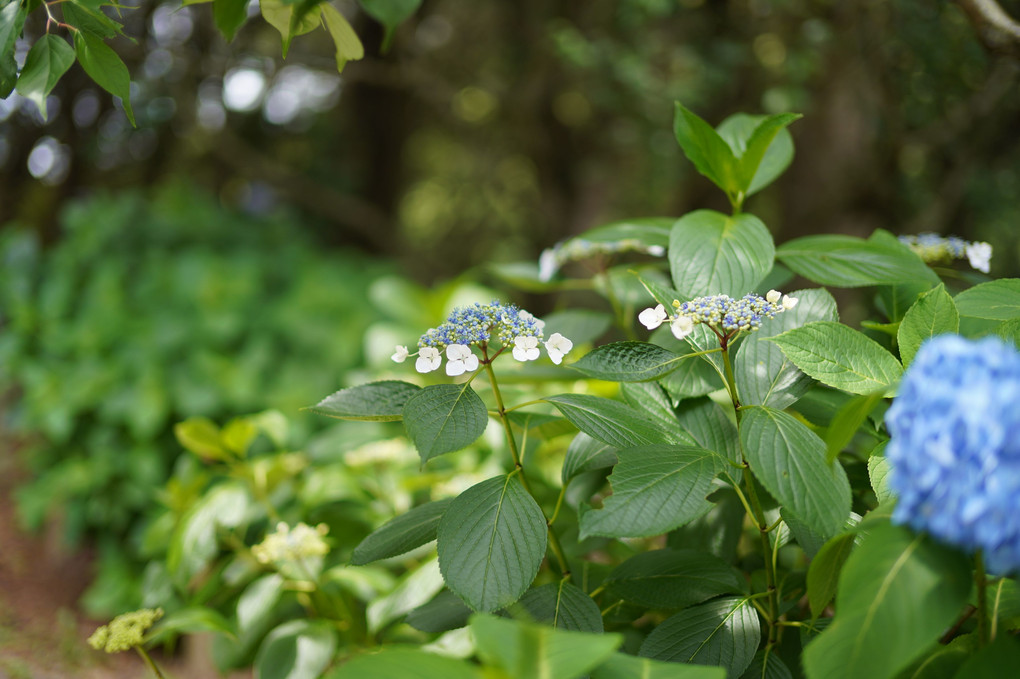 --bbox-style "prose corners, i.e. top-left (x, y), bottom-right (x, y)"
top-left (898, 233), bottom-right (992, 273)
top-left (639, 290), bottom-right (797, 340)
top-left (538, 238), bottom-right (666, 282)
top-left (391, 301), bottom-right (573, 375)
top-left (886, 335), bottom-right (1020, 574)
